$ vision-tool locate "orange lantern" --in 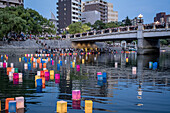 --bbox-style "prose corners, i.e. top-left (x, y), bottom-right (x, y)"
top-left (5, 98), bottom-right (14, 110)
top-left (33, 62), bottom-right (36, 68)
top-left (39, 63), bottom-right (42, 69)
top-left (7, 67), bottom-right (12, 75)
top-left (43, 63), bottom-right (46, 68)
